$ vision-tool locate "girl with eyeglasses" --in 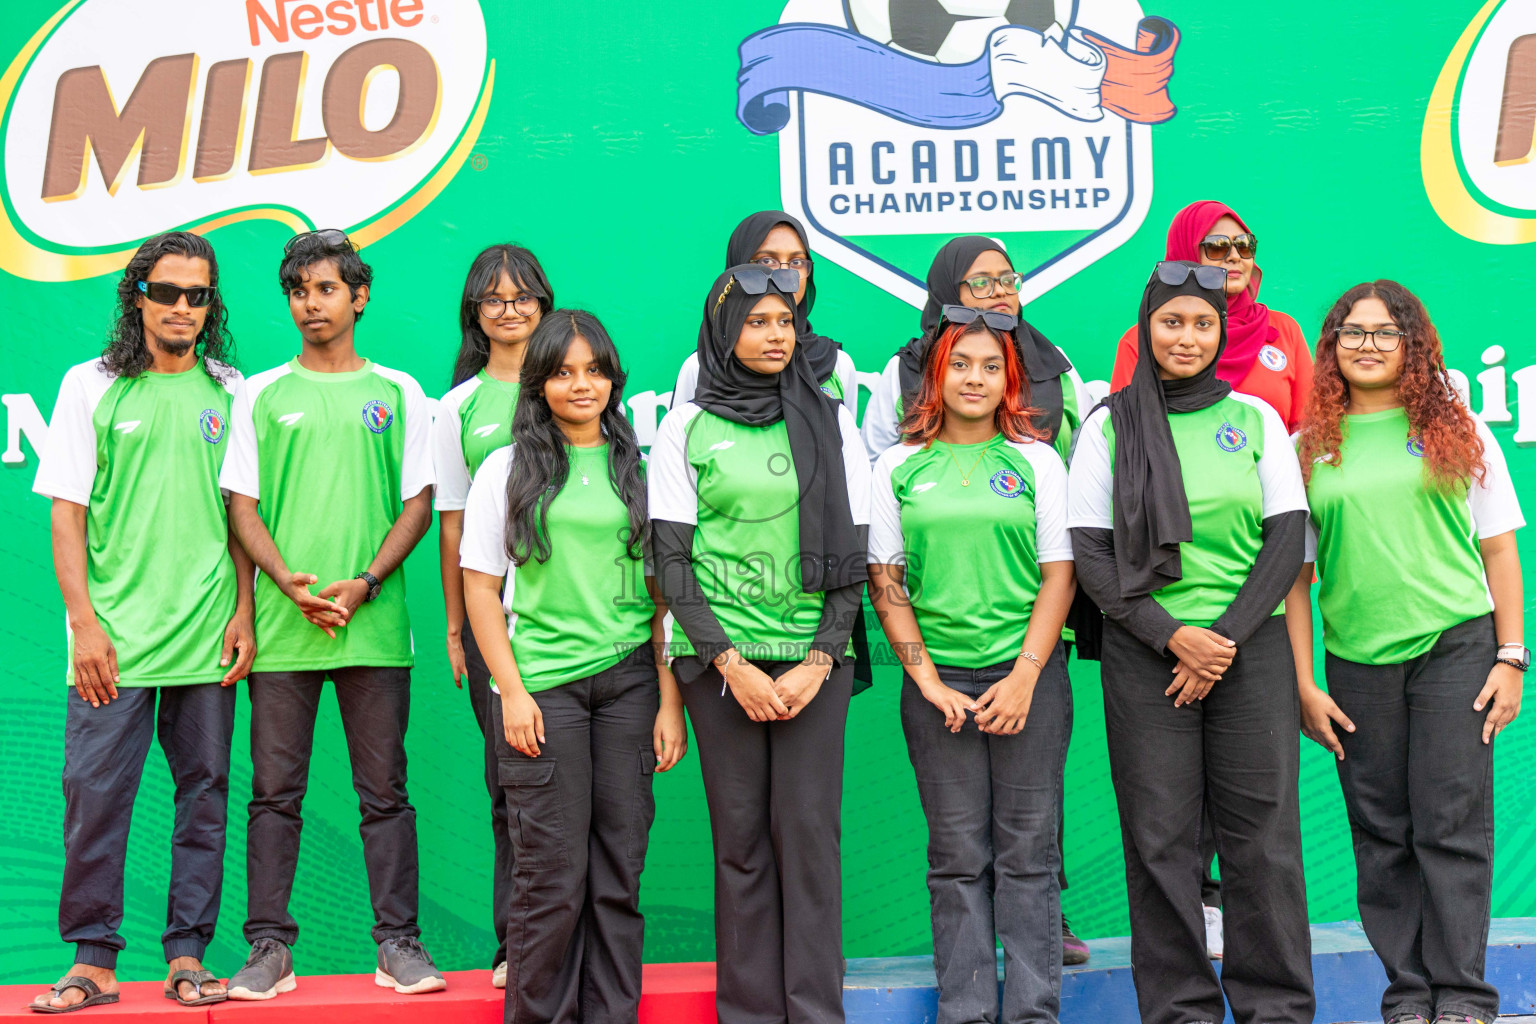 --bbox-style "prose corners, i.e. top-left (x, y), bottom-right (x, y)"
top-left (868, 307), bottom-right (1076, 1023)
top-left (1067, 261), bottom-right (1315, 1024)
top-left (429, 242), bottom-right (553, 988)
top-left (671, 211), bottom-right (860, 421)
top-left (1112, 201), bottom-right (1313, 431)
top-left (461, 309), bottom-right (685, 1024)
top-left (1287, 281), bottom-right (1524, 1024)
top-left (862, 236), bottom-right (1091, 465)
top-left (650, 265), bottom-right (871, 1024)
